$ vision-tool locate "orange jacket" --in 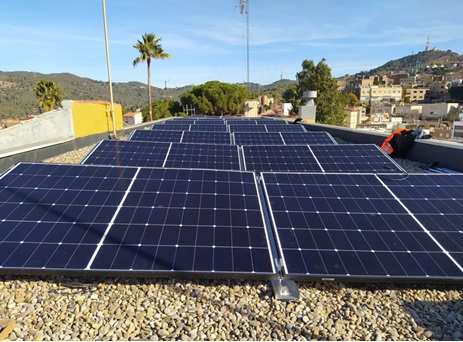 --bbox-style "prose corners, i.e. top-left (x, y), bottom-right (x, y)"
top-left (381, 128), bottom-right (408, 155)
